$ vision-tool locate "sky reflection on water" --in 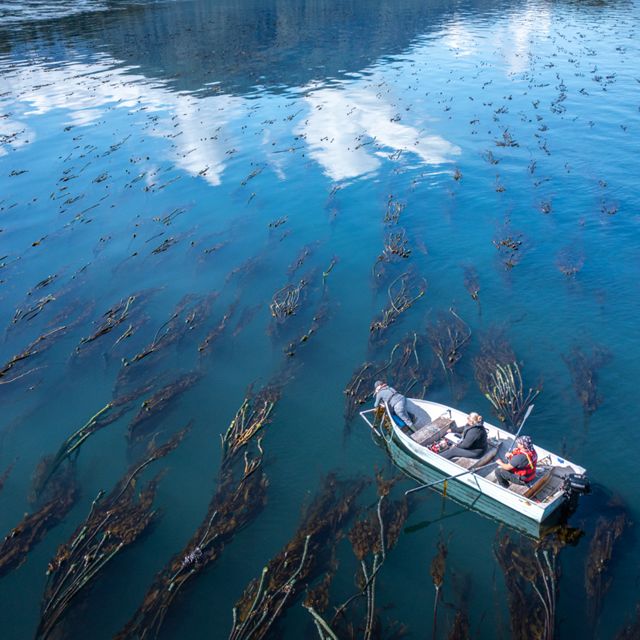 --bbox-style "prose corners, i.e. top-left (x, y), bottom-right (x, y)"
top-left (1, 0), bottom-right (639, 638)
